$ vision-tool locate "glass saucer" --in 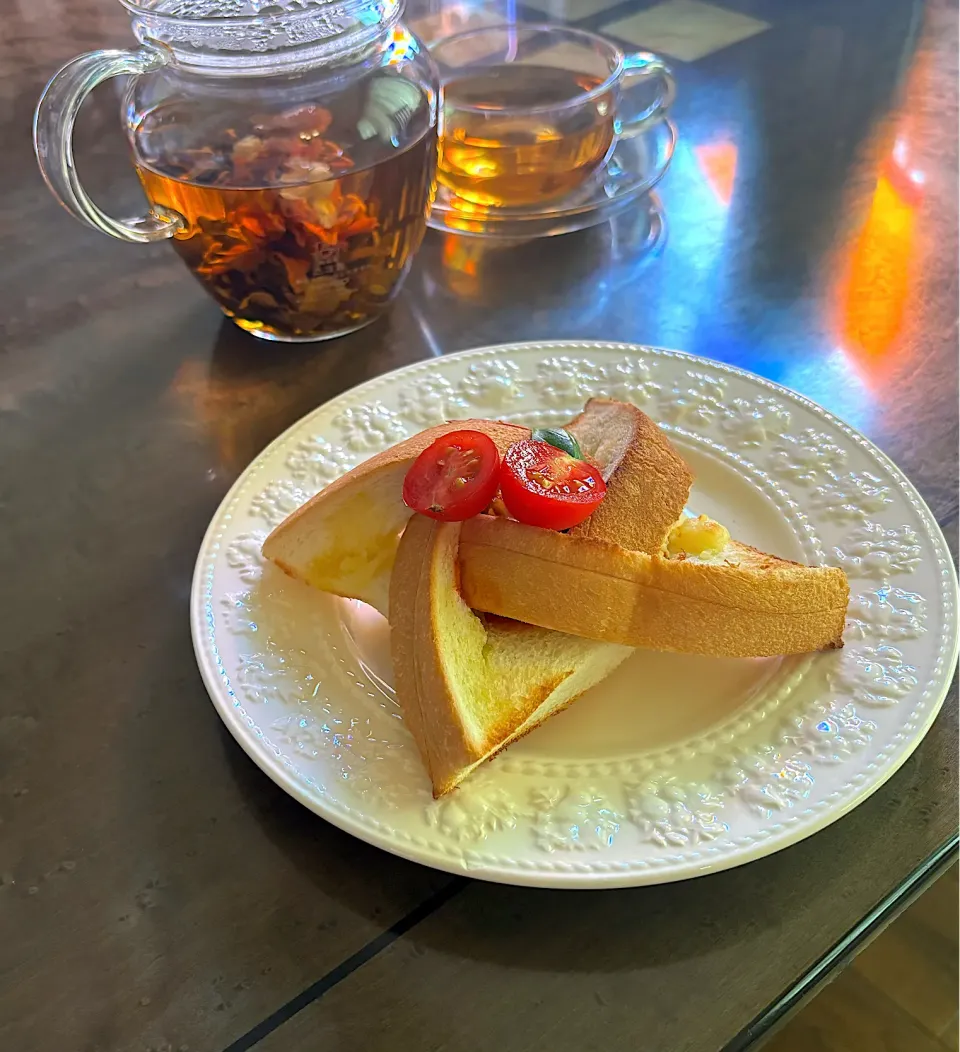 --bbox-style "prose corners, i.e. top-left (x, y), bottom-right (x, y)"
top-left (427, 118), bottom-right (676, 239)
